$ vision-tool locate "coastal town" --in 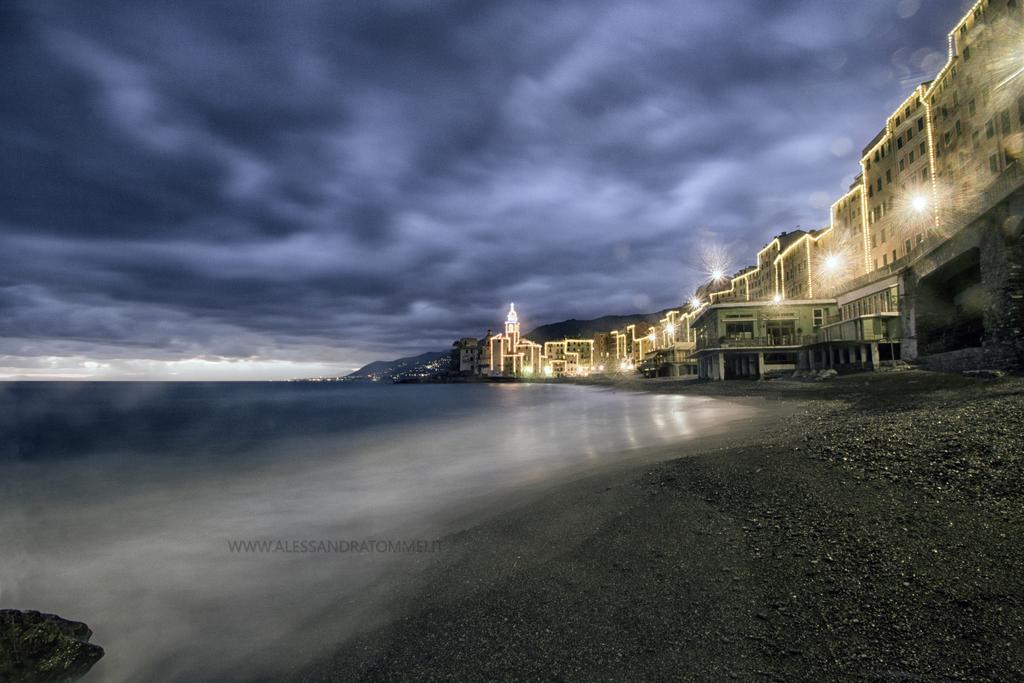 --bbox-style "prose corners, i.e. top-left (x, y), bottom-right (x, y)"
top-left (451, 0), bottom-right (1024, 382)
